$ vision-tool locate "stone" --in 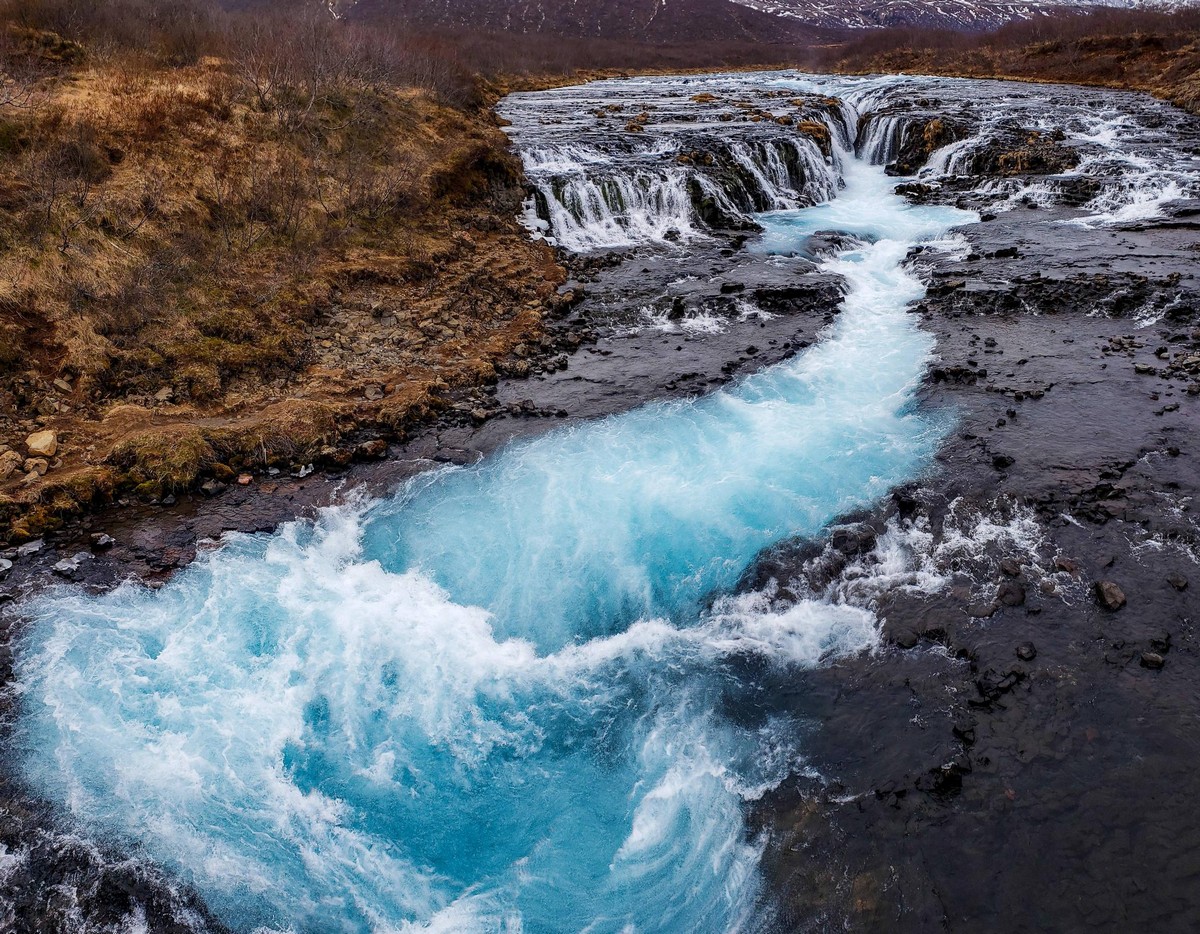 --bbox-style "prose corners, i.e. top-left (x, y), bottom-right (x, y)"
top-left (90, 533), bottom-right (116, 549)
top-left (355, 439), bottom-right (388, 459)
top-left (0, 557), bottom-right (11, 578)
top-left (52, 552), bottom-right (92, 578)
top-left (997, 581), bottom-right (1026, 607)
top-left (23, 458), bottom-right (48, 476)
top-left (1167, 573), bottom-right (1189, 592)
top-left (1140, 652), bottom-right (1165, 670)
top-left (0, 450), bottom-right (22, 481)
top-left (1095, 580), bottom-right (1126, 611)
top-left (16, 539), bottom-right (43, 557)
top-left (53, 378), bottom-right (72, 393)
top-left (1016, 642), bottom-right (1037, 661)
top-left (1054, 556), bottom-right (1079, 574)
top-left (891, 627), bottom-right (919, 649)
top-left (992, 453), bottom-right (1014, 469)
top-left (830, 524), bottom-right (877, 556)
top-left (999, 558), bottom-right (1022, 577)
top-left (237, 473), bottom-right (253, 486)
top-left (25, 430), bottom-right (58, 457)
